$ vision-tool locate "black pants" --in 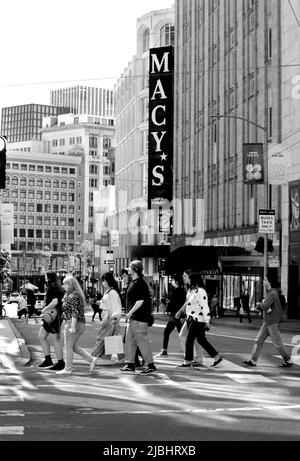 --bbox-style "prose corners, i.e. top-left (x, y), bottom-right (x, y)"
top-left (185, 318), bottom-right (218, 361)
top-left (240, 306), bottom-right (251, 323)
top-left (163, 316), bottom-right (182, 350)
top-left (91, 304), bottom-right (102, 321)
